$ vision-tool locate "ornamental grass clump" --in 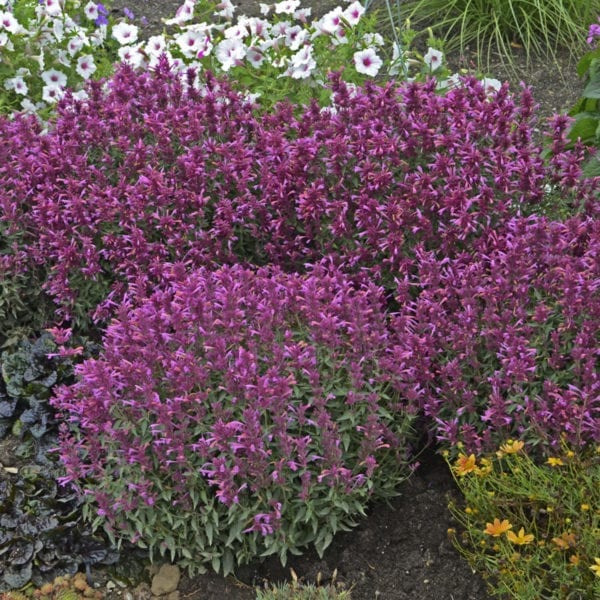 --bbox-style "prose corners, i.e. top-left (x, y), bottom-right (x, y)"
top-left (2, 61), bottom-right (596, 334)
top-left (50, 263), bottom-right (416, 575)
top-left (388, 214), bottom-right (600, 455)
